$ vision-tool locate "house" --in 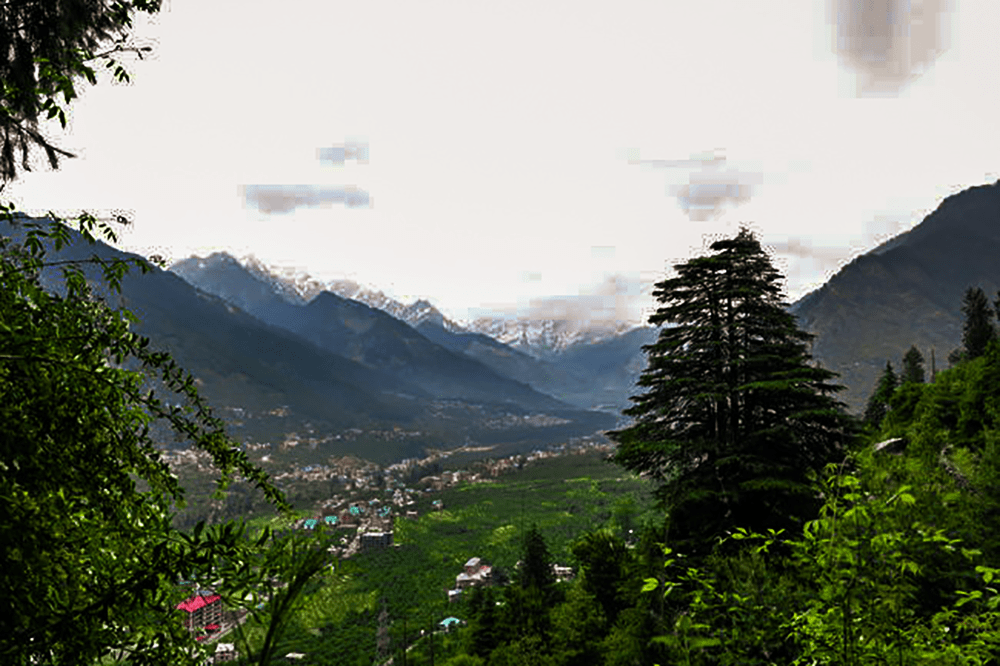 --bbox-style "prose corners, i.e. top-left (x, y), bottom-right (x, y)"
top-left (455, 557), bottom-right (492, 590)
top-left (176, 593), bottom-right (223, 631)
top-left (553, 564), bottom-right (575, 581)
top-left (360, 530), bottom-right (394, 552)
top-left (439, 617), bottom-right (464, 632)
top-left (447, 589), bottom-right (463, 603)
top-left (455, 572), bottom-right (476, 589)
top-left (213, 643), bottom-right (237, 663)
